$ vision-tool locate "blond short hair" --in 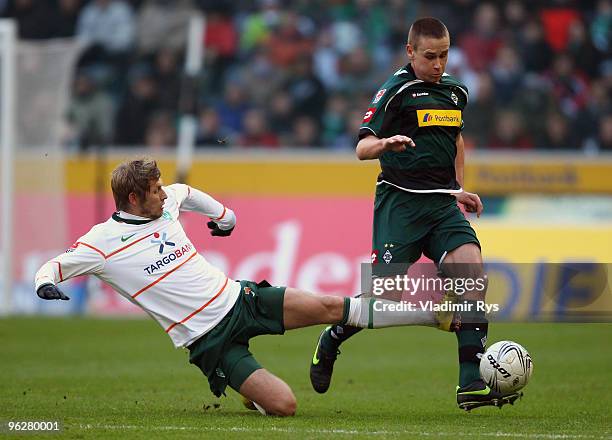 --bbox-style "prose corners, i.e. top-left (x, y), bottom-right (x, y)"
top-left (111, 157), bottom-right (161, 211)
